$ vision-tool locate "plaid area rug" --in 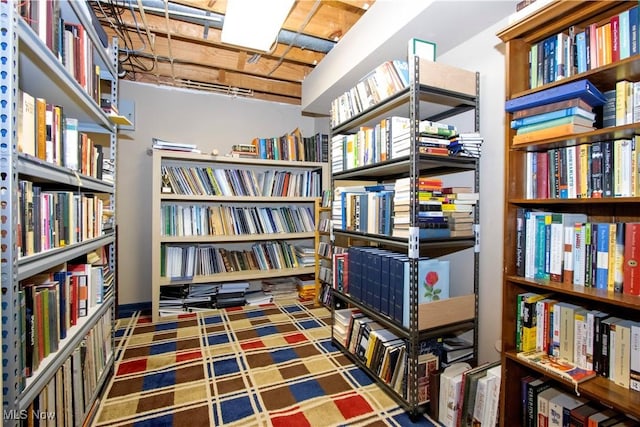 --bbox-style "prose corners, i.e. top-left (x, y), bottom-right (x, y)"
top-left (94, 299), bottom-right (438, 426)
